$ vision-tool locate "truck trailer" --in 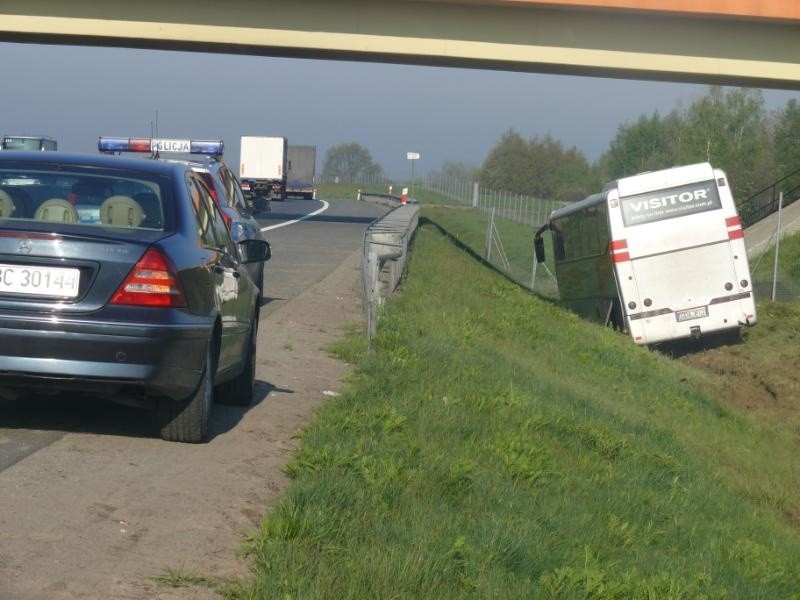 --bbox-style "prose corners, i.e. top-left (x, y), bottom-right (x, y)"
top-left (286, 145), bottom-right (317, 199)
top-left (239, 136), bottom-right (288, 202)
